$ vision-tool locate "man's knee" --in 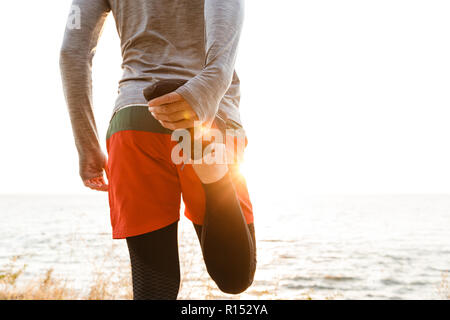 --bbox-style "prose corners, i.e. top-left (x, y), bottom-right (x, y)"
top-left (217, 276), bottom-right (254, 294)
top-left (212, 267), bottom-right (256, 295)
